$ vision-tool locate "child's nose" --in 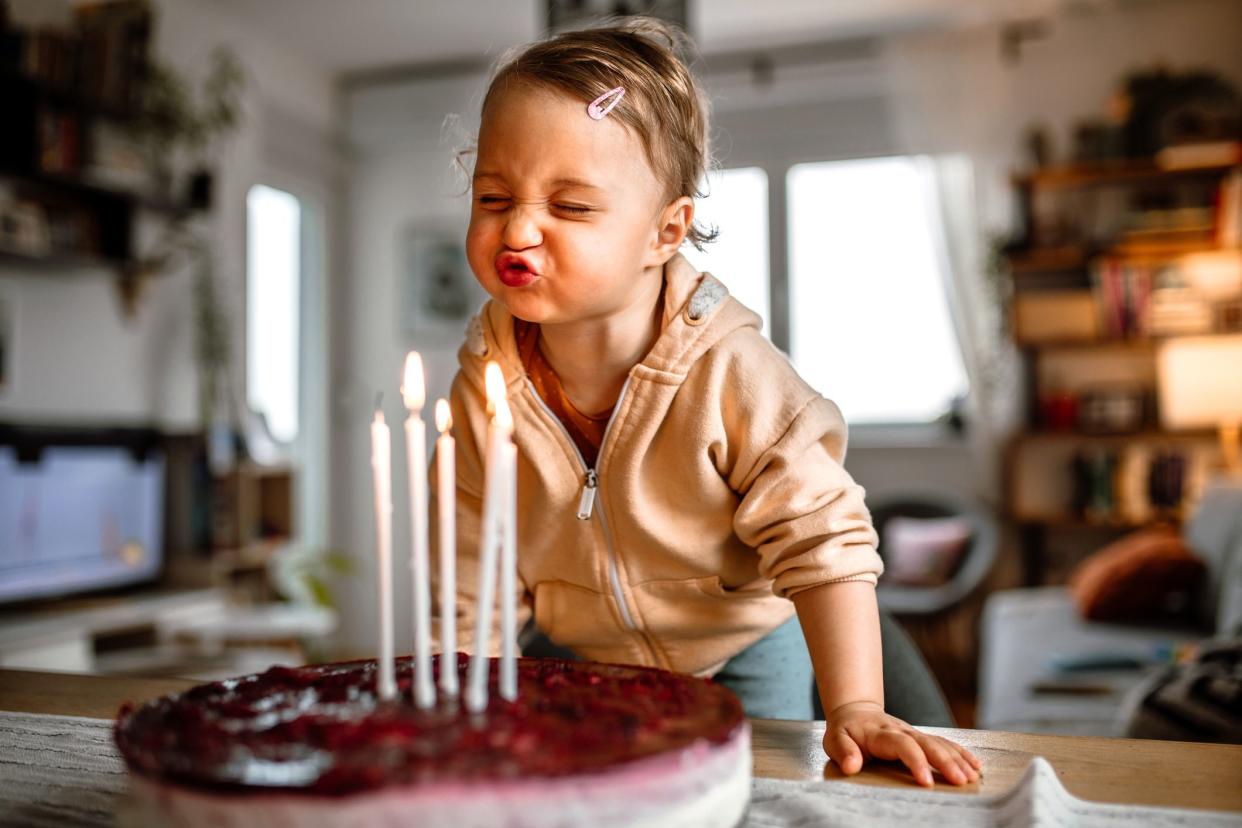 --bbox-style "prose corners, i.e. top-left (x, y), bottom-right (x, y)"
top-left (502, 205), bottom-right (543, 250)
